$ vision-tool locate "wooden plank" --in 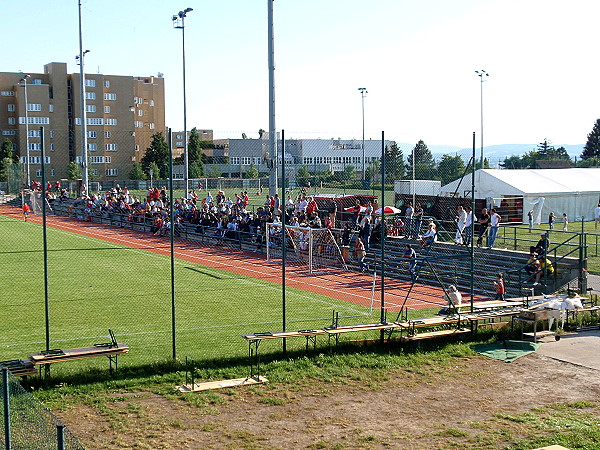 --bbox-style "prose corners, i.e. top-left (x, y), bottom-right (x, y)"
top-left (408, 316), bottom-right (462, 328)
top-left (406, 328), bottom-right (470, 341)
top-left (324, 323), bottom-right (402, 335)
top-left (29, 344), bottom-right (129, 364)
top-left (243, 330), bottom-right (326, 341)
top-left (177, 376), bottom-right (268, 392)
